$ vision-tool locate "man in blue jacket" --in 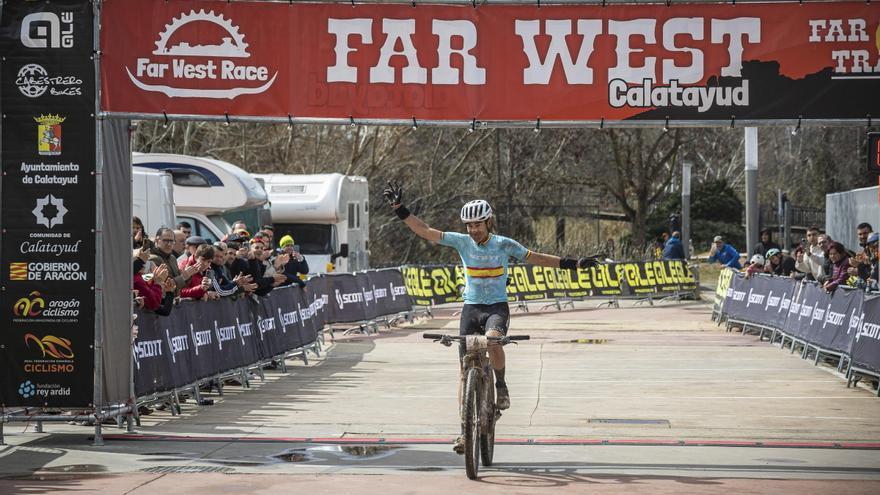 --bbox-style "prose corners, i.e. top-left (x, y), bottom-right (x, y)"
top-left (662, 231), bottom-right (686, 260)
top-left (708, 235), bottom-right (742, 269)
